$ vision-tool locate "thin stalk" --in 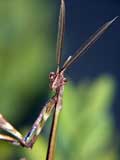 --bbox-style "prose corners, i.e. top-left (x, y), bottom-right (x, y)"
top-left (46, 86), bottom-right (64, 160)
top-left (46, 107), bottom-right (61, 160)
